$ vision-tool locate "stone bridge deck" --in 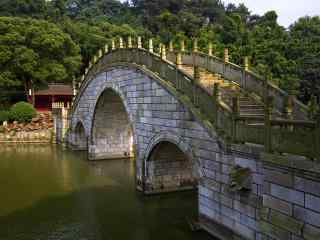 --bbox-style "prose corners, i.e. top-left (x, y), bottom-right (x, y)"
top-left (55, 38), bottom-right (320, 240)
